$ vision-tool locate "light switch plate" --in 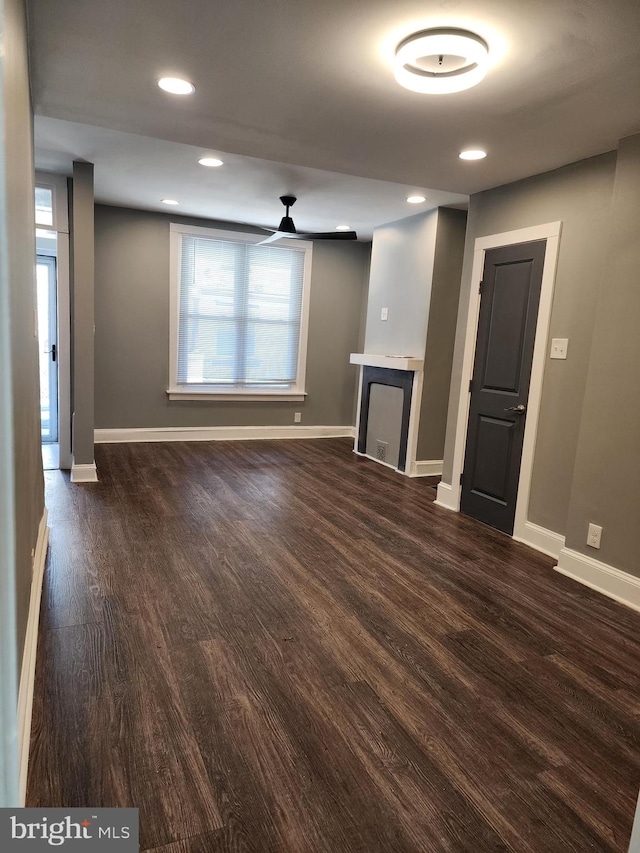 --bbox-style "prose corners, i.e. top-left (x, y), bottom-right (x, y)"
top-left (550, 338), bottom-right (568, 359)
top-left (380, 307), bottom-right (389, 321)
